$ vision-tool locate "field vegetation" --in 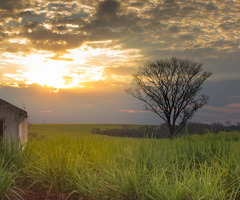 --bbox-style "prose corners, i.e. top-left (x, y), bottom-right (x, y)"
top-left (1, 124), bottom-right (240, 199)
